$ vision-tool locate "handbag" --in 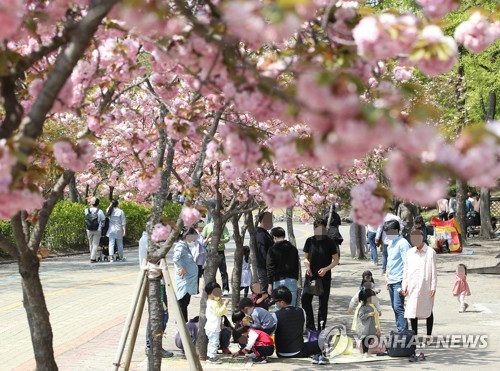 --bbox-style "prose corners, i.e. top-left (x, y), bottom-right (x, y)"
top-left (303, 275), bottom-right (324, 296)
